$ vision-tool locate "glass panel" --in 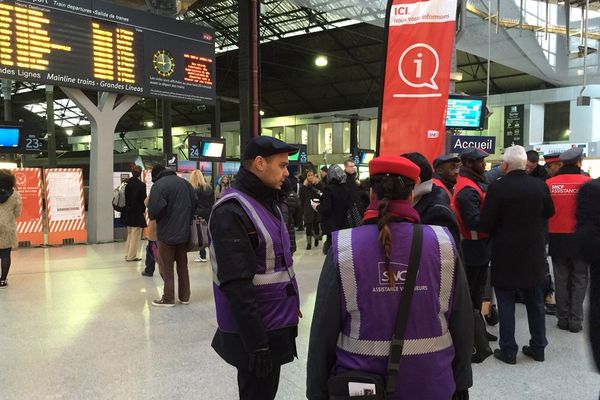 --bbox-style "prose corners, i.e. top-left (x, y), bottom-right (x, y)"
top-left (544, 102), bottom-right (570, 142)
